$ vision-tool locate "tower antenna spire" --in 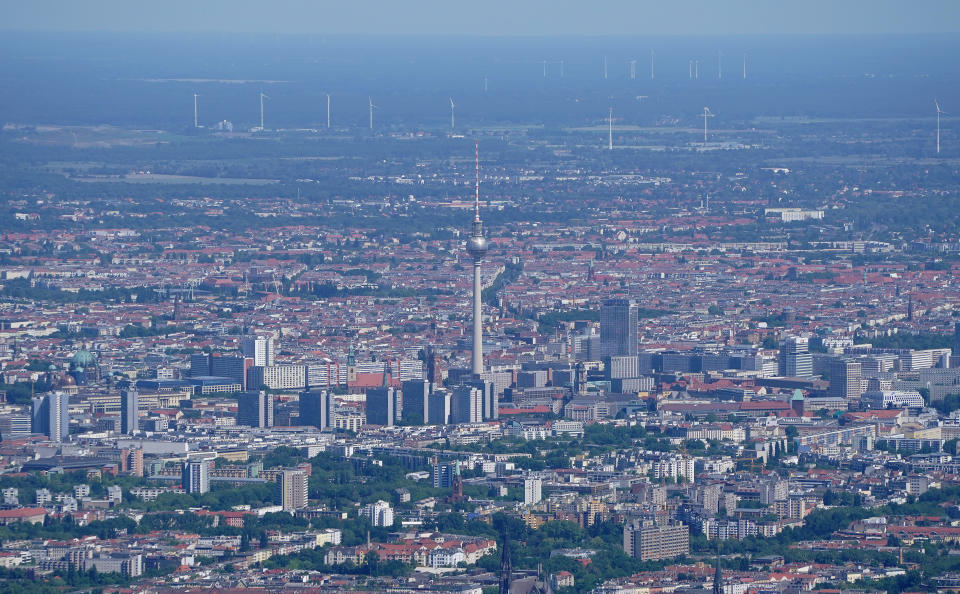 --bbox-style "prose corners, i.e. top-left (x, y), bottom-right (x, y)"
top-left (475, 139), bottom-right (480, 222)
